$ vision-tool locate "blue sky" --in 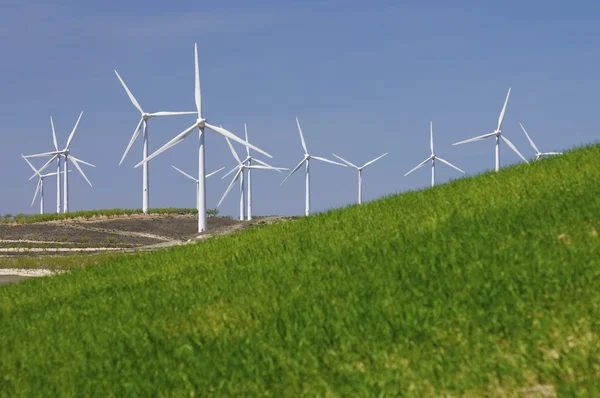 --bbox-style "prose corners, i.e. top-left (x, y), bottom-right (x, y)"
top-left (0, 1), bottom-right (598, 217)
